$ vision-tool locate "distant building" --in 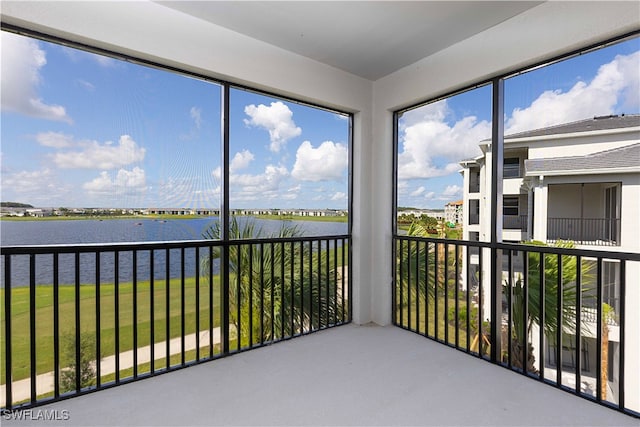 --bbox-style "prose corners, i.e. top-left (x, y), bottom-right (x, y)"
top-left (444, 200), bottom-right (463, 224)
